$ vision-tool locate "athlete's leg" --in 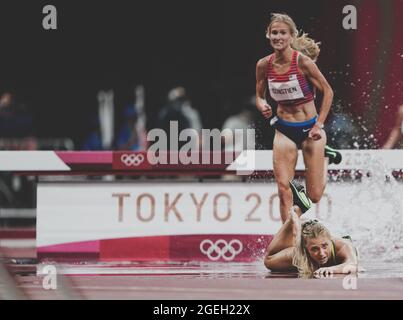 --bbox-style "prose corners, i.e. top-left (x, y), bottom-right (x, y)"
top-left (273, 130), bottom-right (298, 222)
top-left (323, 157), bottom-right (329, 187)
top-left (264, 247), bottom-right (296, 271)
top-left (266, 207), bottom-right (299, 256)
top-left (301, 131), bottom-right (327, 203)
